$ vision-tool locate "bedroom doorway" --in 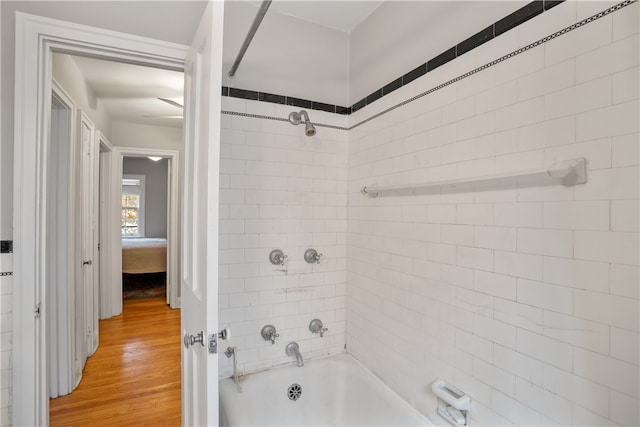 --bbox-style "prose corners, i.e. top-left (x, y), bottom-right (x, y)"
top-left (118, 151), bottom-right (180, 309)
top-left (115, 148), bottom-right (181, 310)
